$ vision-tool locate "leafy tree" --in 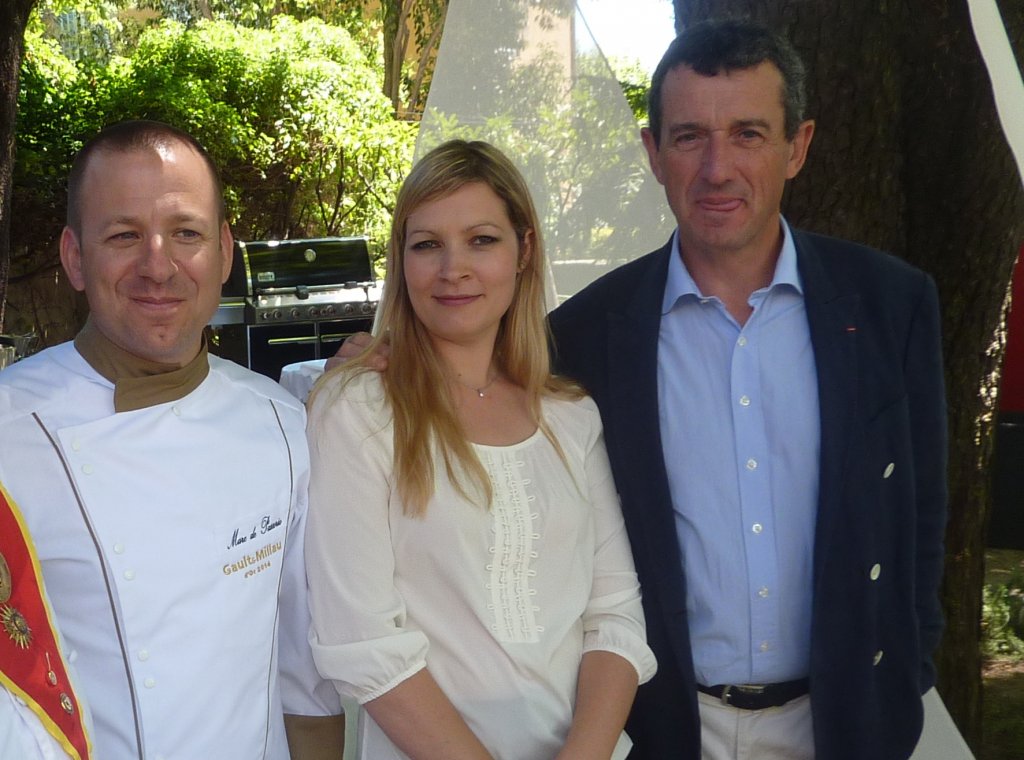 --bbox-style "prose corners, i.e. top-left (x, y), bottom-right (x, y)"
top-left (0, 0), bottom-right (38, 330)
top-left (379, 0), bottom-right (447, 117)
top-left (606, 56), bottom-right (649, 123)
top-left (8, 15), bottom-right (415, 343)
